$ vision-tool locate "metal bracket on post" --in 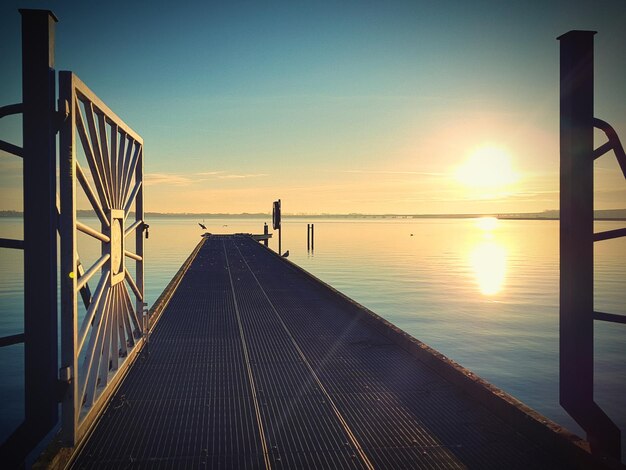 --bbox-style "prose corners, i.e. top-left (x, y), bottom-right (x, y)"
top-left (558, 30), bottom-right (622, 461)
top-left (0, 103), bottom-right (25, 157)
